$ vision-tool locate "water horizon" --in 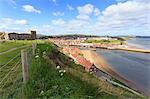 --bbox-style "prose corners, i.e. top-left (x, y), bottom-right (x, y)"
top-left (127, 37), bottom-right (150, 50)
